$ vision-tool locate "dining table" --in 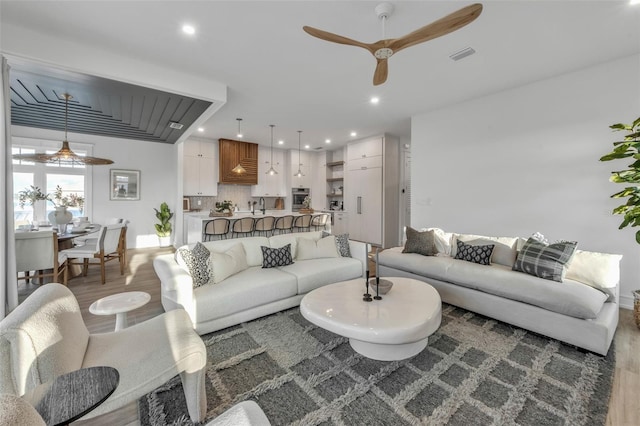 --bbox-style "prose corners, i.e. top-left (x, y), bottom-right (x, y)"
top-left (56, 224), bottom-right (101, 250)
